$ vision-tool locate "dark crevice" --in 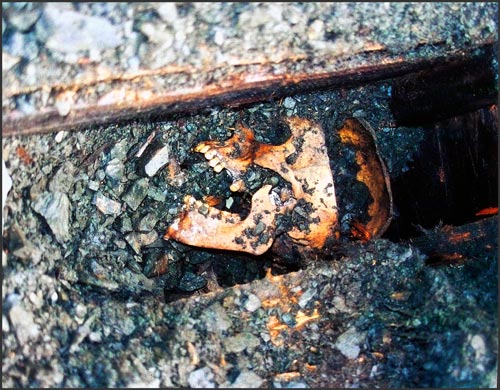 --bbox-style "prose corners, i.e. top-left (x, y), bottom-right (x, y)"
top-left (384, 106), bottom-right (498, 241)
